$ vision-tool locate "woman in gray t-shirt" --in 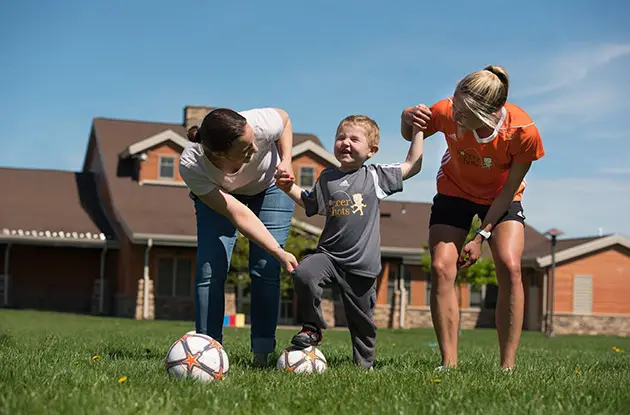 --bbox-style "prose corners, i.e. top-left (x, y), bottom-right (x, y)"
top-left (180, 107), bottom-right (297, 367)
